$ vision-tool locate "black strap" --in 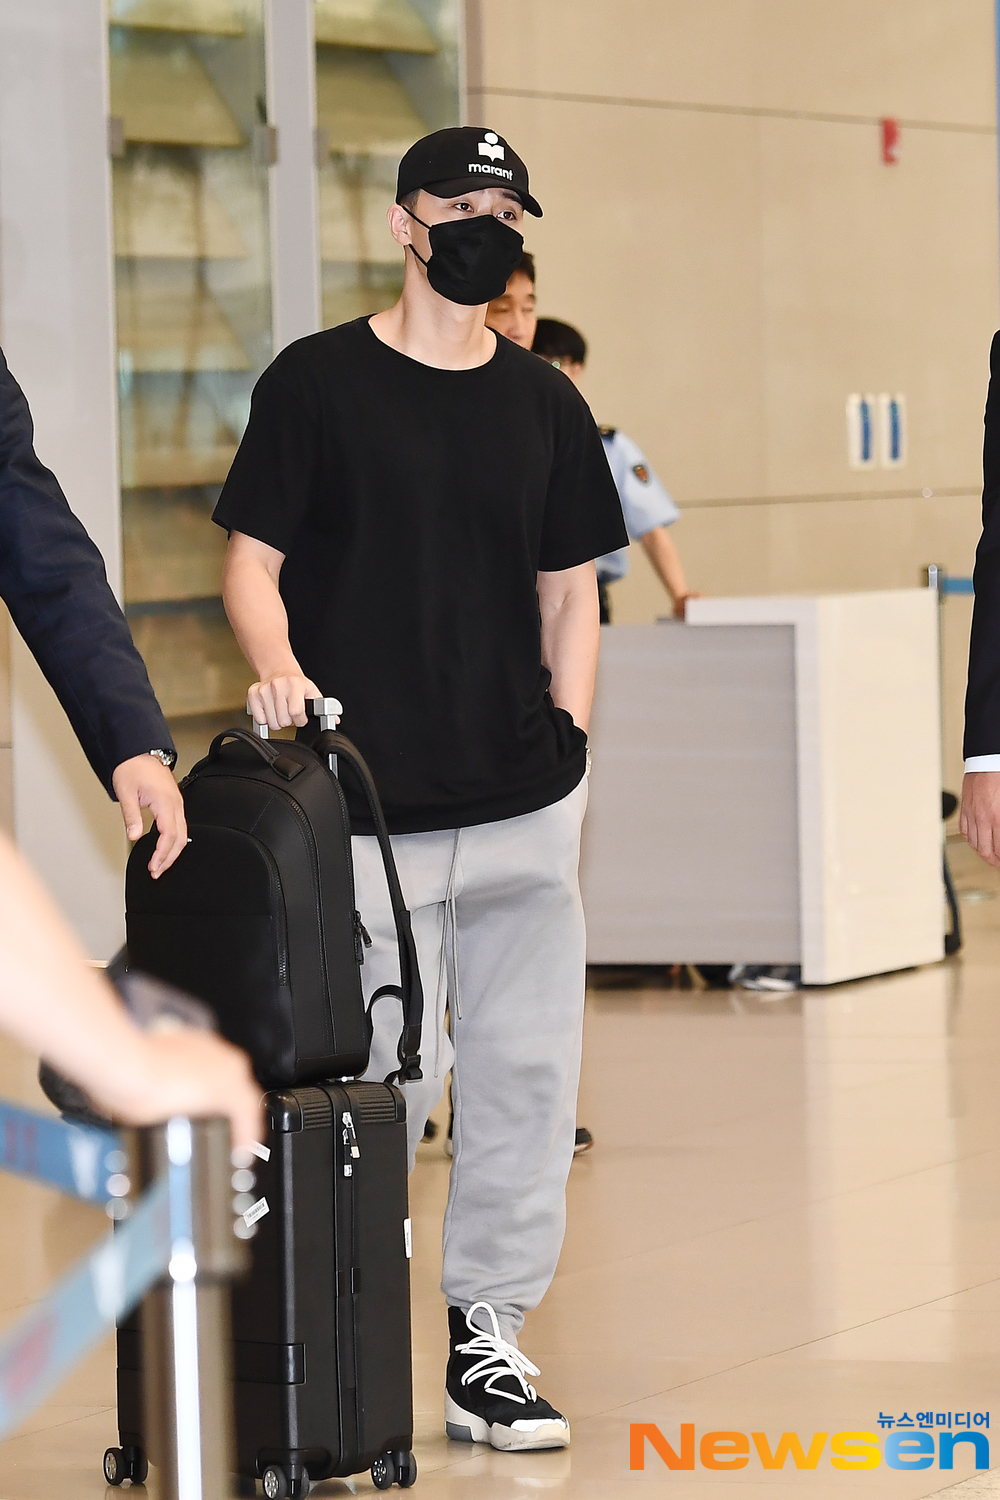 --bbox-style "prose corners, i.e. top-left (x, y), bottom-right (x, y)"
top-left (206, 728), bottom-right (279, 767)
top-left (314, 730), bottom-right (424, 1086)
